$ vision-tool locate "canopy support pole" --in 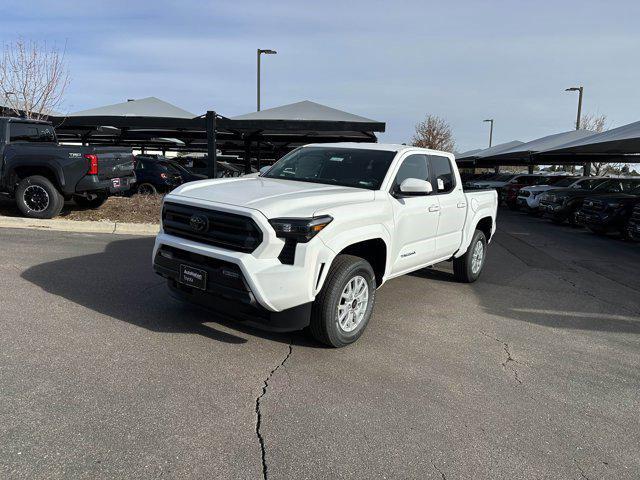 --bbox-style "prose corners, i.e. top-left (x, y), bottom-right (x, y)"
top-left (206, 111), bottom-right (217, 179)
top-left (244, 137), bottom-right (252, 174)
